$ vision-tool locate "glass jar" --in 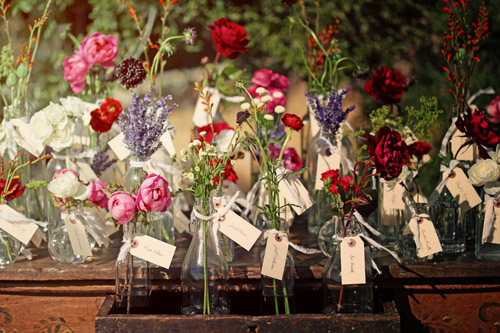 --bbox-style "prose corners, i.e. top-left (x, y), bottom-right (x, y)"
top-left (123, 158), bottom-right (148, 192)
top-left (475, 198), bottom-right (500, 260)
top-left (377, 180), bottom-right (405, 249)
top-left (181, 196), bottom-right (229, 315)
top-left (431, 187), bottom-right (464, 256)
top-left (0, 229), bottom-right (23, 266)
top-left (115, 223), bottom-right (152, 314)
top-left (260, 220), bottom-right (295, 315)
top-left (322, 215), bottom-right (372, 314)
